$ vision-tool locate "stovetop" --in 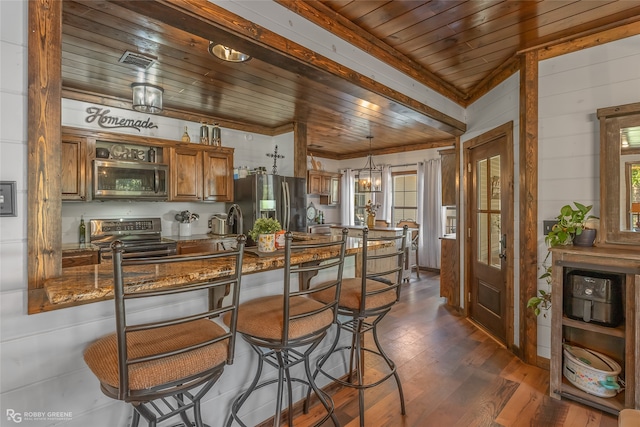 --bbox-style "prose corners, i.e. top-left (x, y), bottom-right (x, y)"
top-left (89, 218), bottom-right (163, 246)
